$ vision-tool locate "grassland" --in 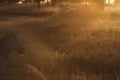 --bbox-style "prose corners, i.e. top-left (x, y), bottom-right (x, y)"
top-left (0, 3), bottom-right (120, 80)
